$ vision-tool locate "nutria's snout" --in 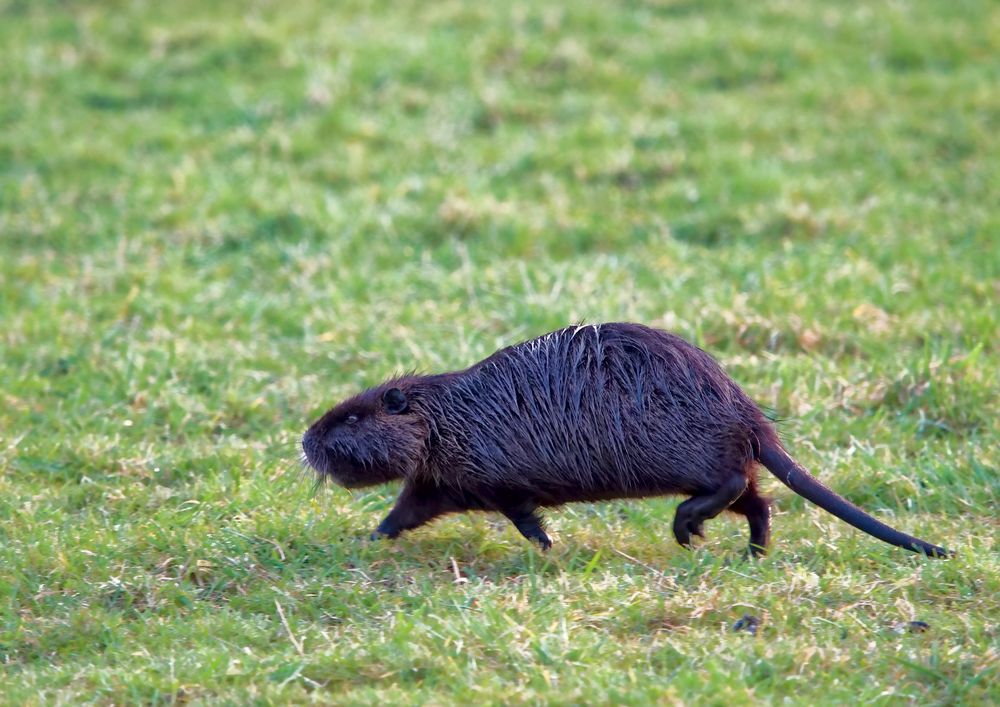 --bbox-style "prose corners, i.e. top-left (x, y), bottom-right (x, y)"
top-left (300, 430), bottom-right (328, 478)
top-left (300, 427), bottom-right (374, 488)
top-left (301, 383), bottom-right (428, 489)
